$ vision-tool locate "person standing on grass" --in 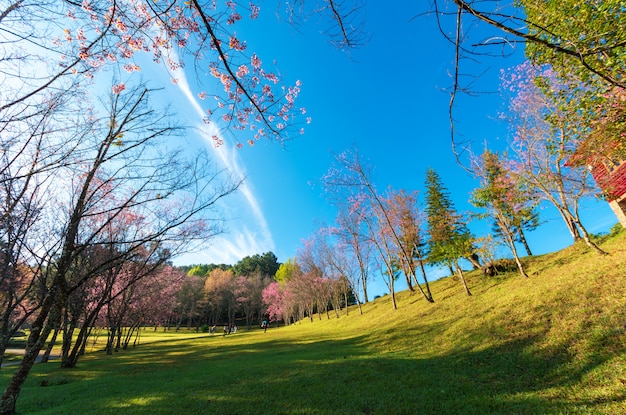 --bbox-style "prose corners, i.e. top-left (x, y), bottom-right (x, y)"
top-left (223, 324), bottom-right (228, 336)
top-left (261, 320), bottom-right (269, 333)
